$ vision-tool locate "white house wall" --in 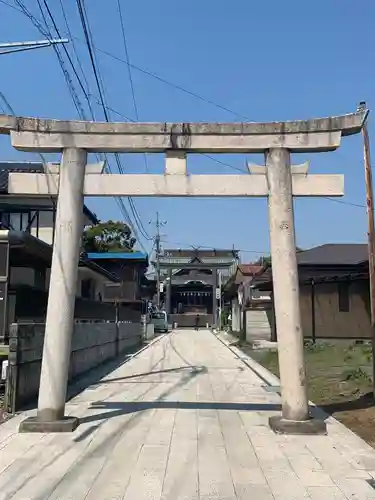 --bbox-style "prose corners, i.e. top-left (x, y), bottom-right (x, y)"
top-left (36, 210), bottom-right (54, 245)
top-left (46, 267), bottom-right (107, 300)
